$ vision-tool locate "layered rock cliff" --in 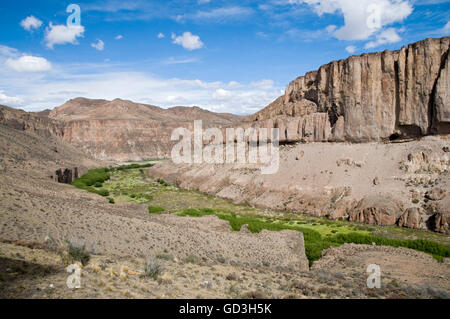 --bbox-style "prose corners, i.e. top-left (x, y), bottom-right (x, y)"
top-left (0, 105), bottom-right (64, 139)
top-left (45, 98), bottom-right (243, 162)
top-left (242, 37), bottom-right (449, 143)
